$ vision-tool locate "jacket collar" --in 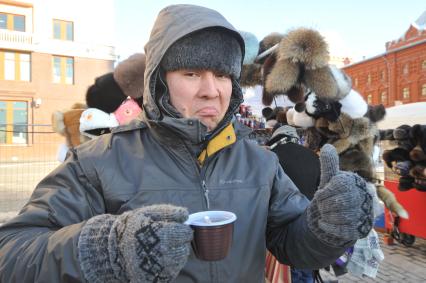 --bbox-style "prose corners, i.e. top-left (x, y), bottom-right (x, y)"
top-left (198, 123), bottom-right (236, 164)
